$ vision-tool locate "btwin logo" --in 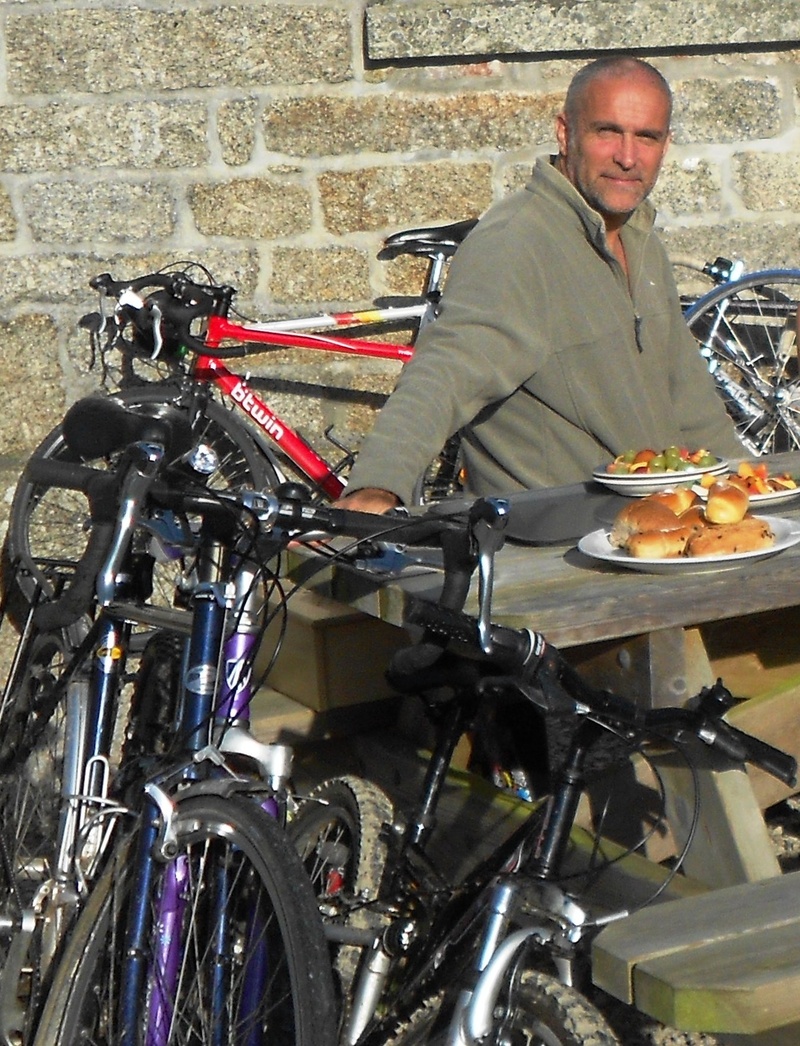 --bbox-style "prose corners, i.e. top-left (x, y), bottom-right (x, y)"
top-left (231, 382), bottom-right (285, 440)
top-left (225, 658), bottom-right (252, 695)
